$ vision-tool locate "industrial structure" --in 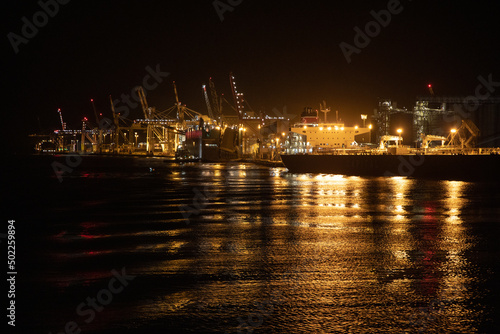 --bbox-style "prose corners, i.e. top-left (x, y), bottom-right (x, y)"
top-left (32, 81), bottom-right (500, 160)
top-left (373, 91), bottom-right (500, 147)
top-left (33, 73), bottom-right (292, 161)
